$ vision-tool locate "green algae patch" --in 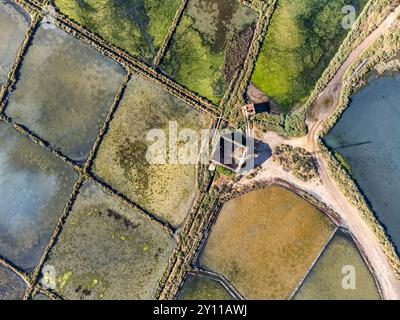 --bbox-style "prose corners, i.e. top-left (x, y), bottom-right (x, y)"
top-left (0, 123), bottom-right (78, 271)
top-left (199, 186), bottom-right (336, 300)
top-left (6, 24), bottom-right (125, 161)
top-left (0, 1), bottom-right (30, 87)
top-left (0, 265), bottom-right (26, 300)
top-left (294, 230), bottom-right (380, 300)
top-left (161, 0), bottom-right (258, 104)
top-left (92, 75), bottom-right (210, 227)
top-left (251, 0), bottom-right (367, 112)
top-left (54, 0), bottom-right (181, 62)
top-left (43, 181), bottom-right (175, 300)
top-left (177, 274), bottom-right (235, 300)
